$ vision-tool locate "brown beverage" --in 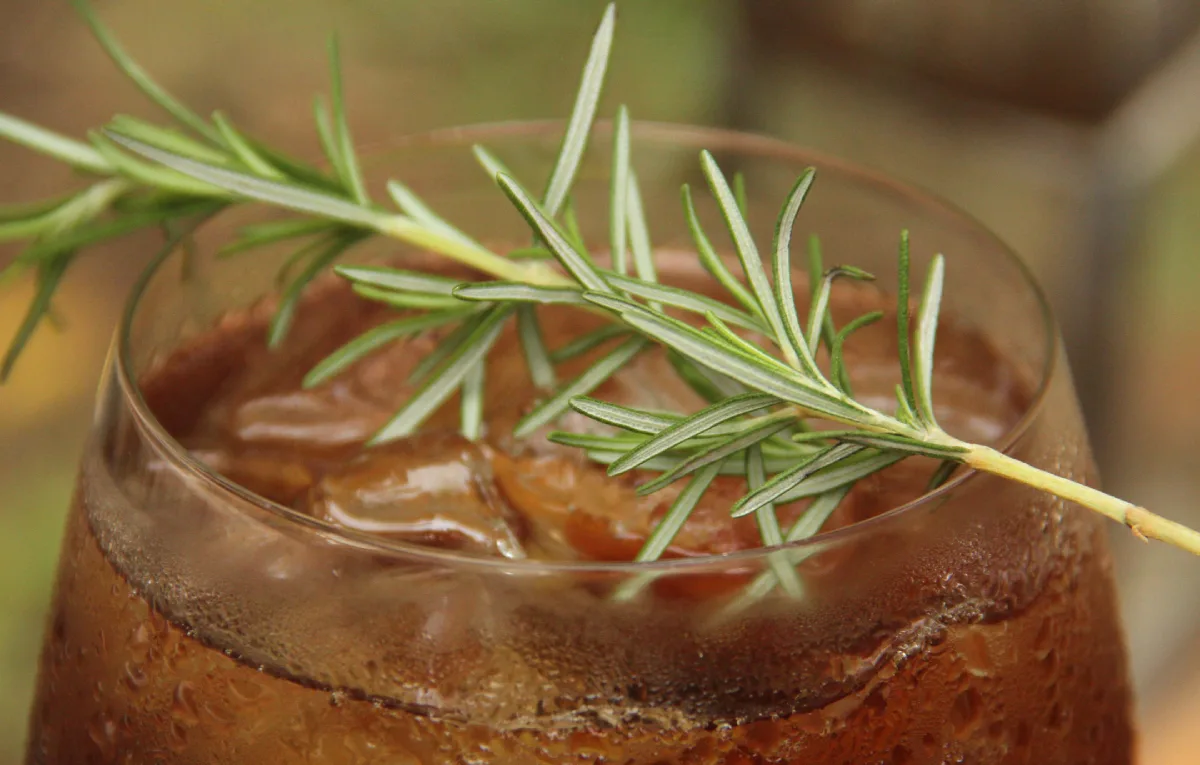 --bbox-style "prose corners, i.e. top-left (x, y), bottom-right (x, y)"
top-left (25, 124), bottom-right (1133, 763)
